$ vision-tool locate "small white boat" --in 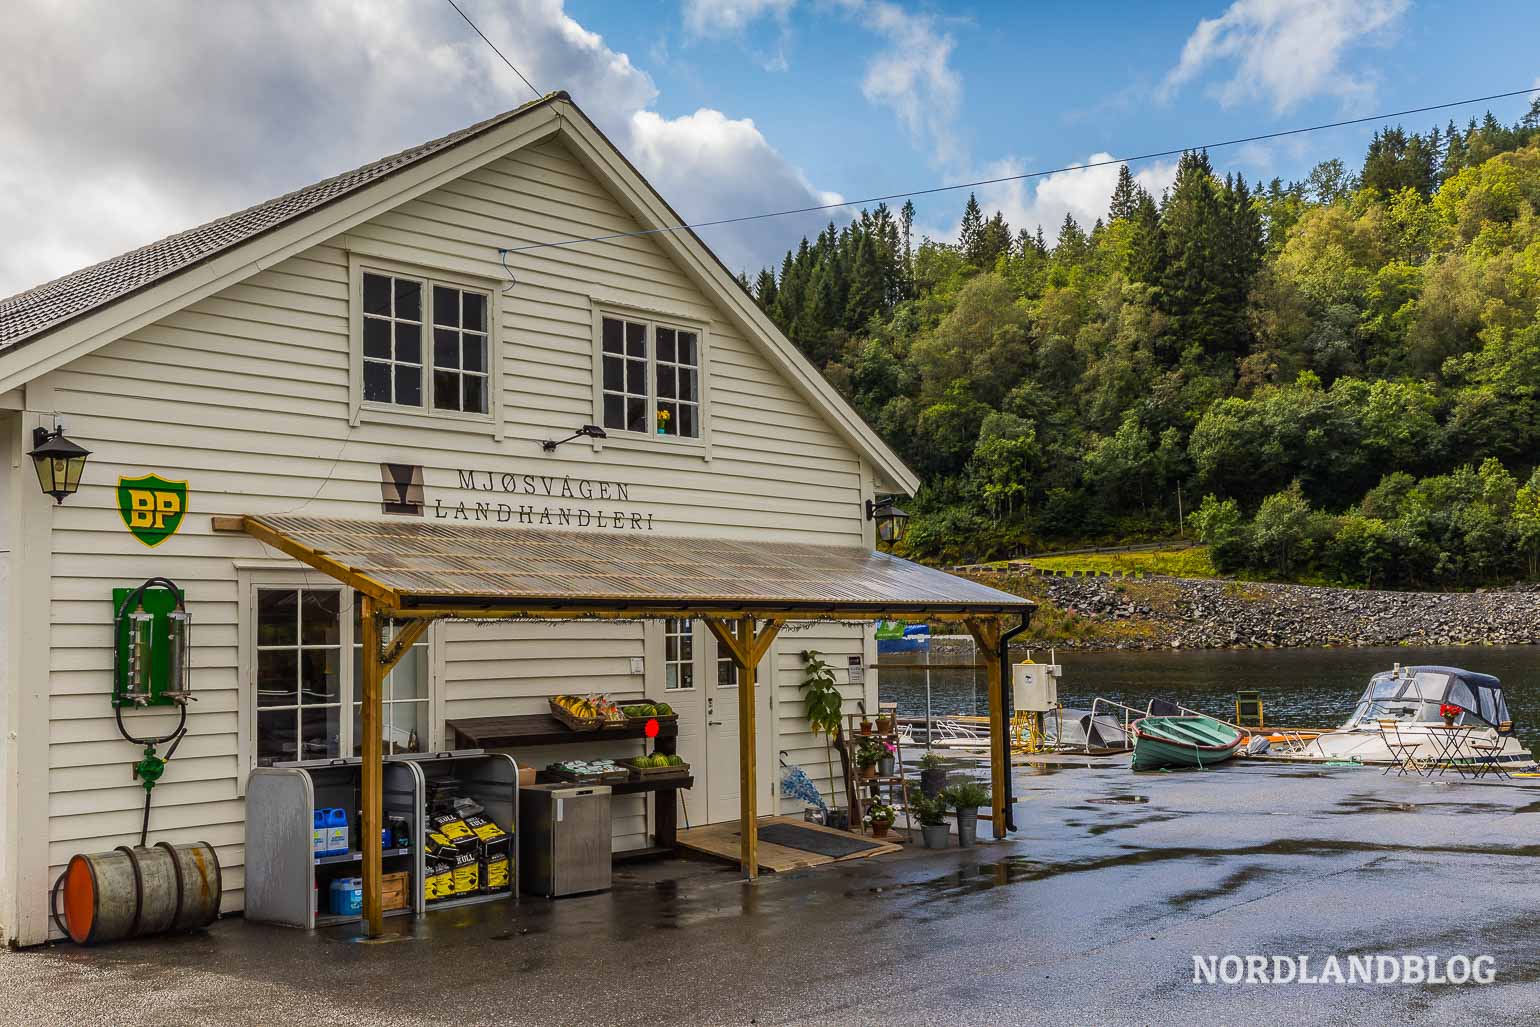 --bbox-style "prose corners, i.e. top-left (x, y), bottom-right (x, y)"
top-left (1269, 666), bottom-right (1536, 772)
